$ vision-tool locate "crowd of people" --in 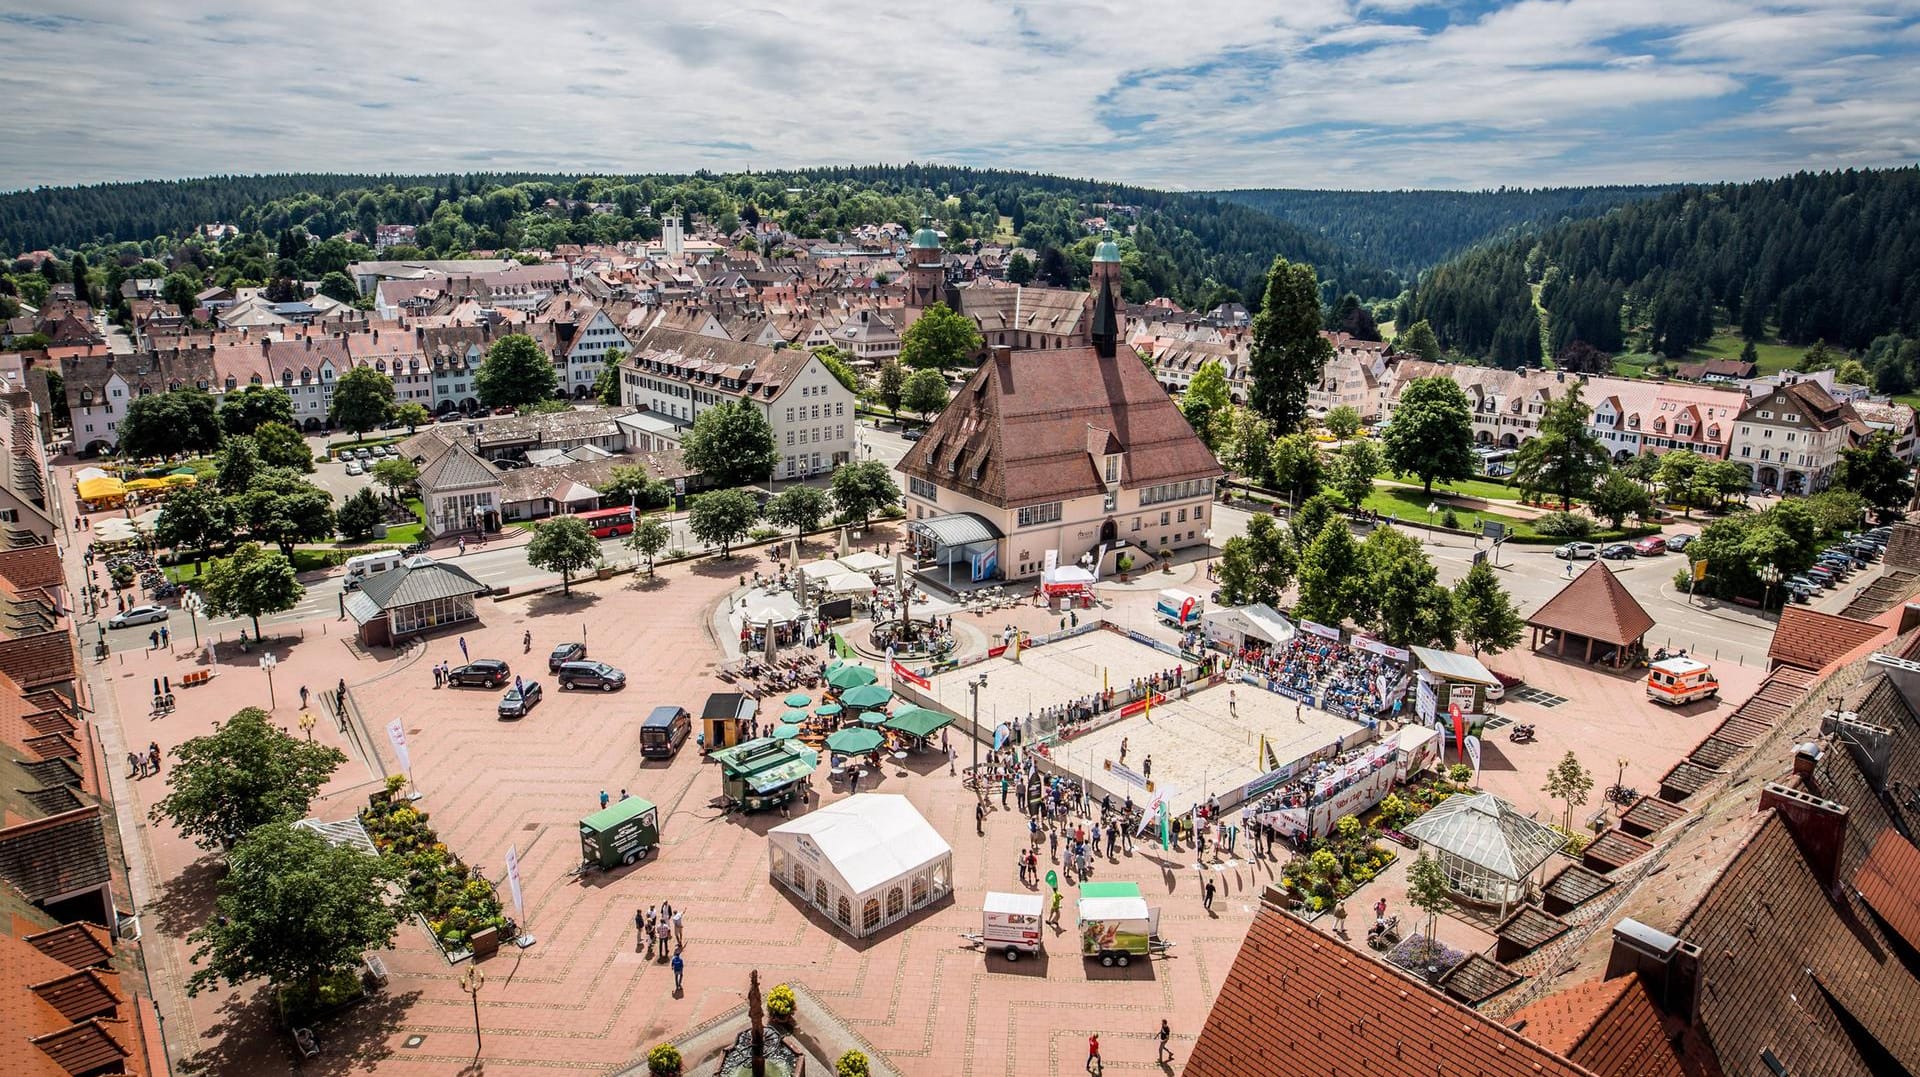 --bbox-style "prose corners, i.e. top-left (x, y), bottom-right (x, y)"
top-left (1231, 635), bottom-right (1403, 719)
top-left (1247, 741), bottom-right (1395, 817)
